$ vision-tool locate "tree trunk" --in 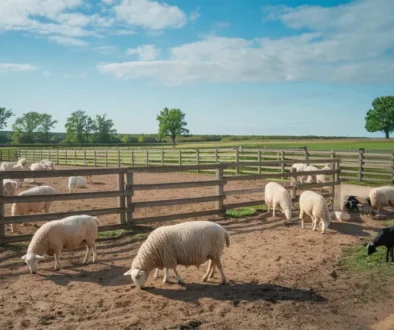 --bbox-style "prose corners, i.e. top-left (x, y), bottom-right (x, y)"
top-left (171, 135), bottom-right (176, 149)
top-left (385, 130), bottom-right (390, 139)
